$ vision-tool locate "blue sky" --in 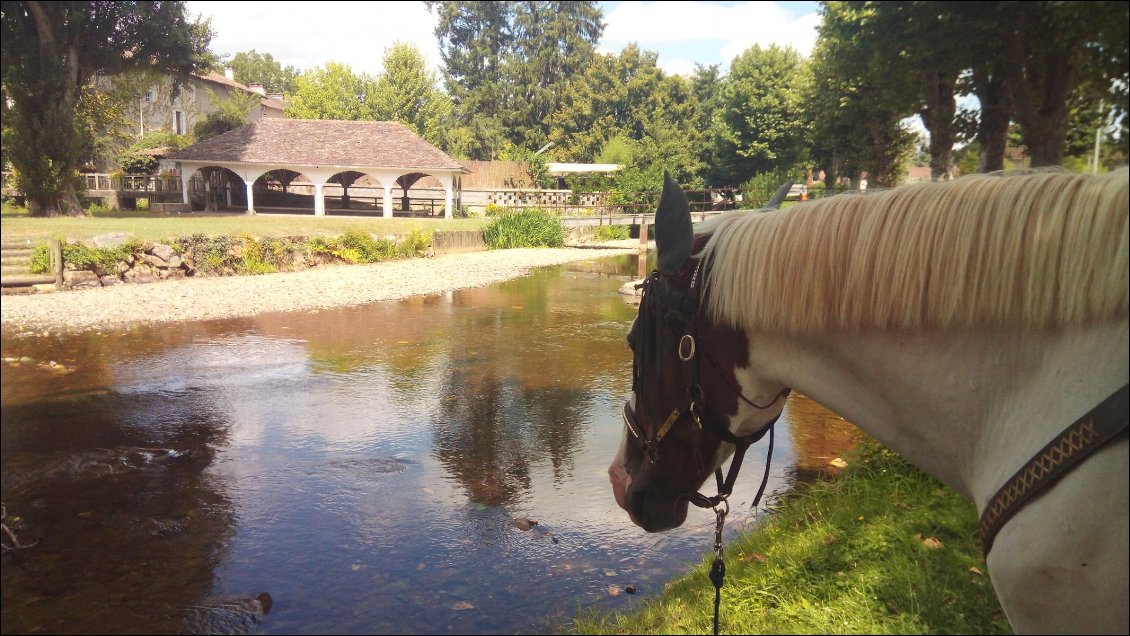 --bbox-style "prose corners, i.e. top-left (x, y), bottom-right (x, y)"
top-left (187, 1), bottom-right (823, 78)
